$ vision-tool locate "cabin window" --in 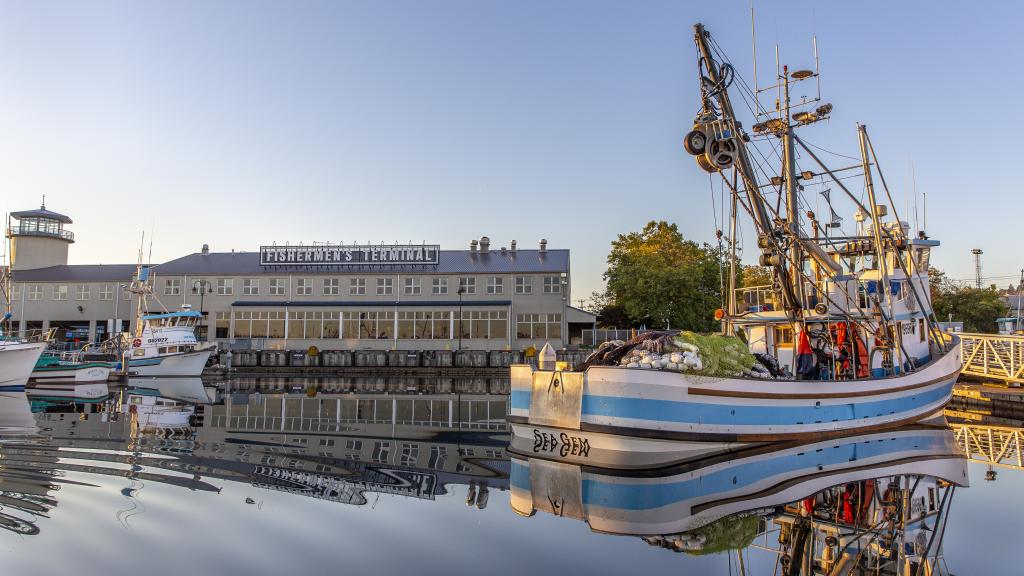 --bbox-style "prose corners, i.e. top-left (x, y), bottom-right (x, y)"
top-left (134, 349), bottom-right (145, 357)
top-left (158, 347), bottom-right (168, 354)
top-left (919, 318), bottom-right (926, 343)
top-left (774, 326), bottom-right (794, 348)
